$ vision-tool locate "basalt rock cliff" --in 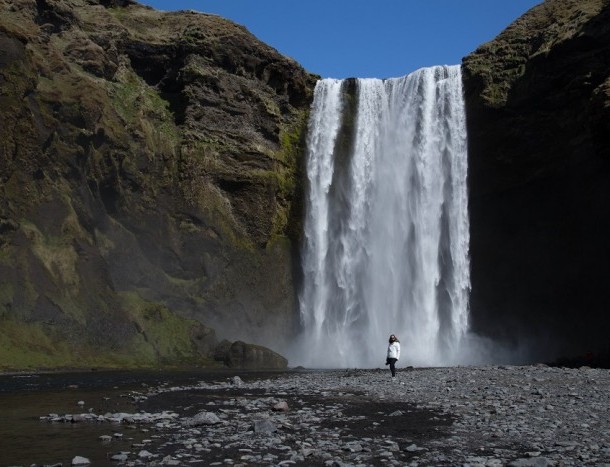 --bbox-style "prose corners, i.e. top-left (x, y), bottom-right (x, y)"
top-left (463, 0), bottom-right (610, 362)
top-left (0, 0), bottom-right (316, 369)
